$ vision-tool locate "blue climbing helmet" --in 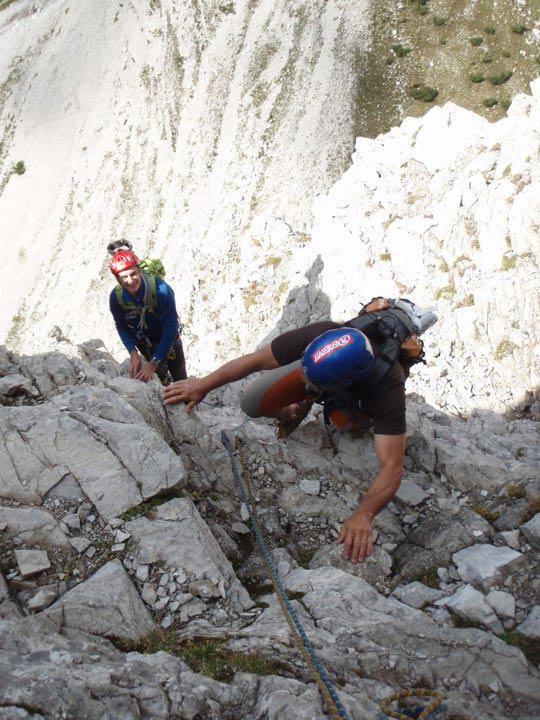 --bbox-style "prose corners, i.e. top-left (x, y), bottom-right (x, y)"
top-left (301, 328), bottom-right (374, 390)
